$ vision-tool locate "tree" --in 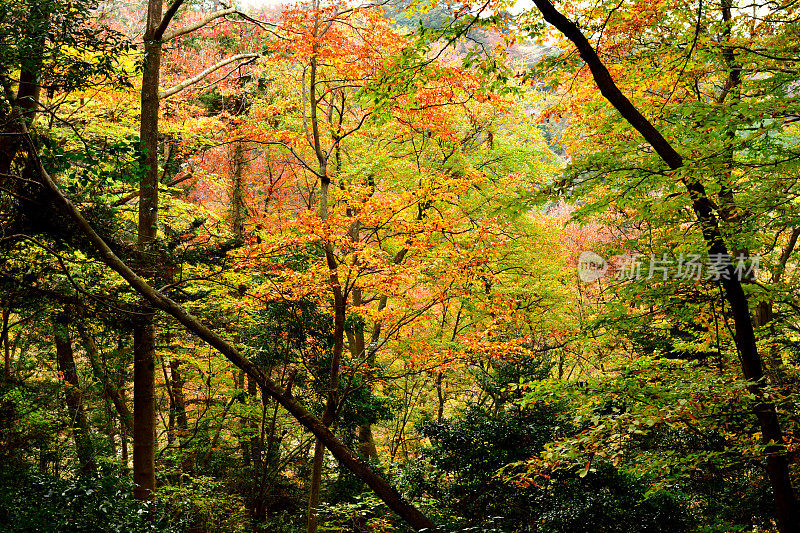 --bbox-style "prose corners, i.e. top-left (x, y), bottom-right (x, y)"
top-left (525, 0), bottom-right (799, 530)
